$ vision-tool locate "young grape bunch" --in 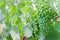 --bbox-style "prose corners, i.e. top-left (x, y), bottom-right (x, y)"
top-left (29, 2), bottom-right (57, 39)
